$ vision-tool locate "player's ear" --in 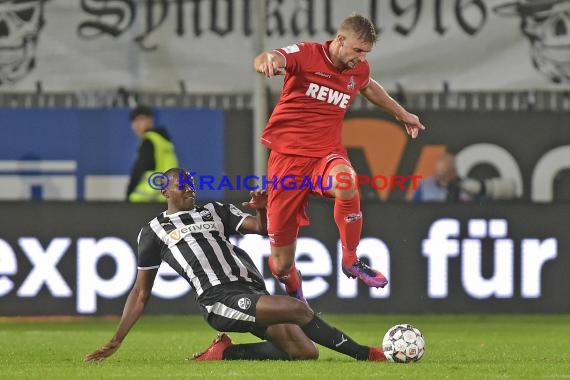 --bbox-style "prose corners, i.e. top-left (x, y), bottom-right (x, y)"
top-left (161, 188), bottom-right (168, 198)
